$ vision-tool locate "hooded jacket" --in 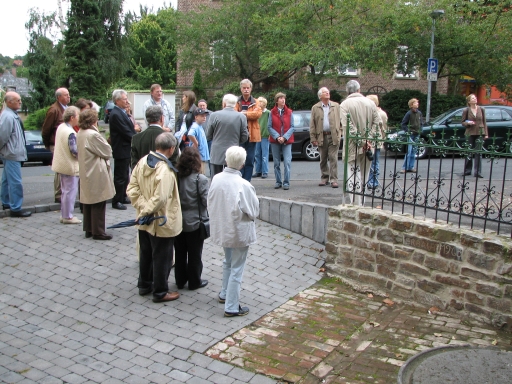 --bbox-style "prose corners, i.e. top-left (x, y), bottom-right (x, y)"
top-left (127, 151), bottom-right (182, 238)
